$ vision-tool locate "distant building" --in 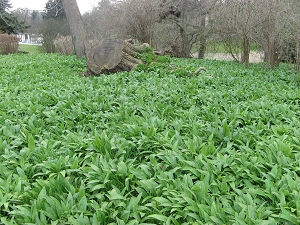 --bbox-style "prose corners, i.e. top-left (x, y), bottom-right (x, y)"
top-left (18, 33), bottom-right (30, 43)
top-left (18, 33), bottom-right (43, 45)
